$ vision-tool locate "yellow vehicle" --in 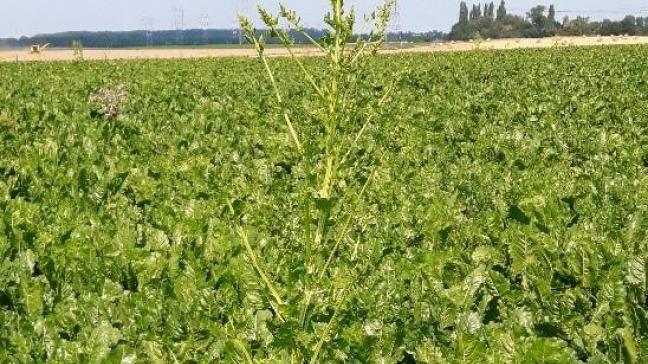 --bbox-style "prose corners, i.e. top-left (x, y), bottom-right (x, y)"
top-left (30, 43), bottom-right (51, 54)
